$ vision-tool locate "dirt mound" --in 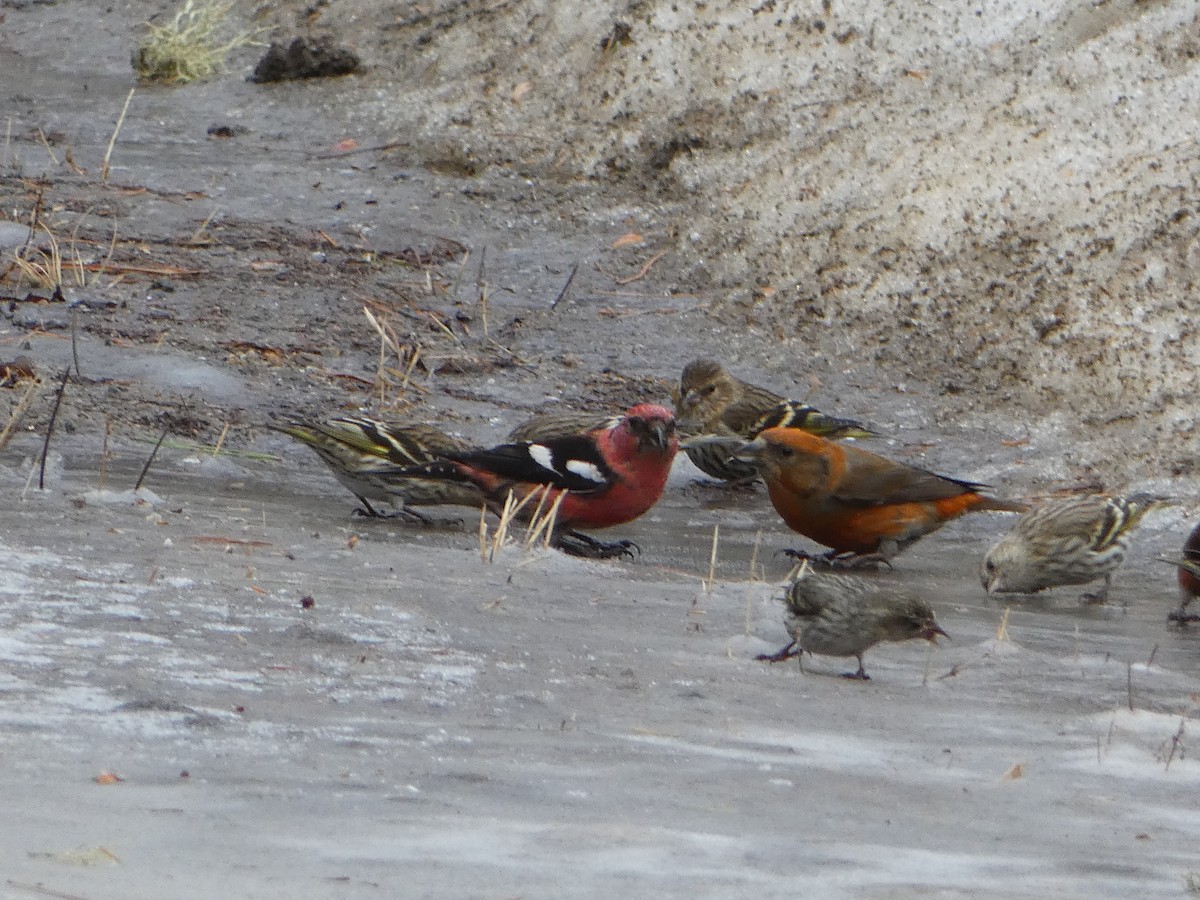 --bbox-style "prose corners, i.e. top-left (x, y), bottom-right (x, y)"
top-left (269, 0), bottom-right (1199, 481)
